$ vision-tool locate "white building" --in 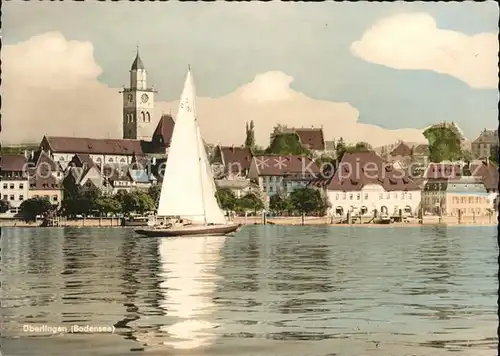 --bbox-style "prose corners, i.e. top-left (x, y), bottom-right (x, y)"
top-left (0, 155), bottom-right (29, 214)
top-left (324, 151), bottom-right (421, 217)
